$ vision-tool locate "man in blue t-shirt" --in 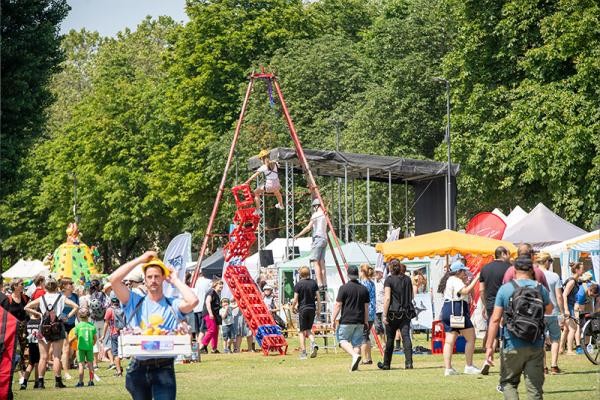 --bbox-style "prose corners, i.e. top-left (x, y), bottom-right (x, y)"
top-left (574, 280), bottom-right (600, 316)
top-left (485, 256), bottom-right (552, 400)
top-left (110, 251), bottom-right (199, 400)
